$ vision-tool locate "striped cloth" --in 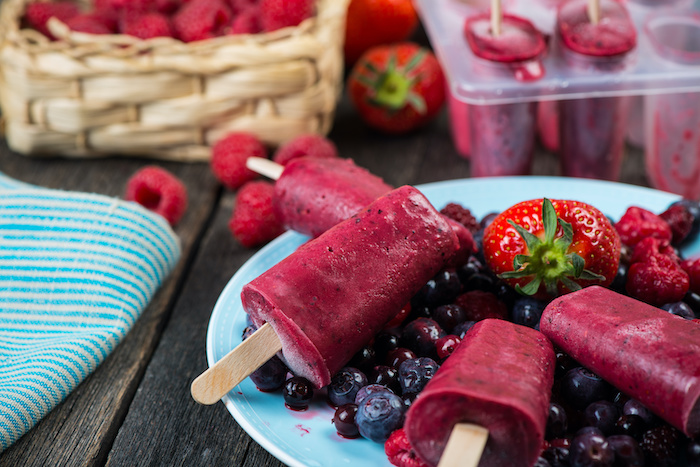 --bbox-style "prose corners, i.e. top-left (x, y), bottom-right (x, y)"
top-left (0, 172), bottom-right (181, 451)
